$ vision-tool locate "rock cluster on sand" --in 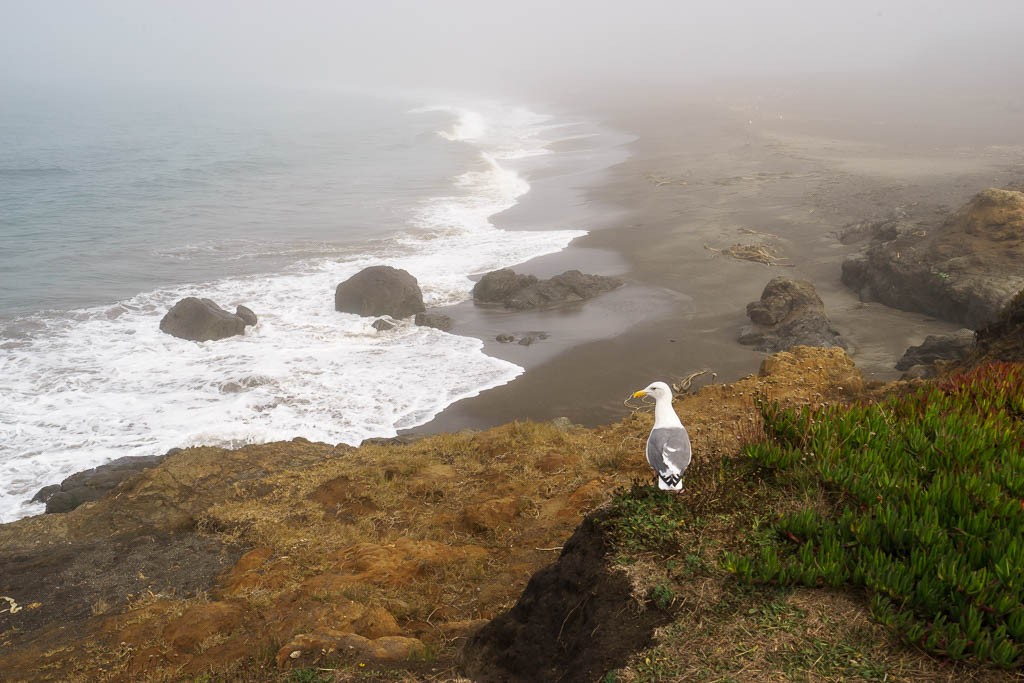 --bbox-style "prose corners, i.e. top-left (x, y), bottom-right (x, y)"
top-left (335, 265), bottom-right (425, 318)
top-left (496, 331), bottom-right (549, 346)
top-left (472, 268), bottom-right (622, 310)
top-left (739, 277), bottom-right (846, 353)
top-left (841, 188), bottom-right (1024, 329)
top-left (160, 297), bottom-right (257, 341)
